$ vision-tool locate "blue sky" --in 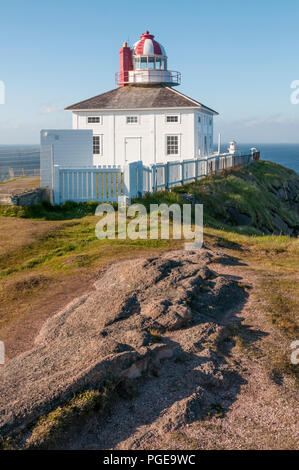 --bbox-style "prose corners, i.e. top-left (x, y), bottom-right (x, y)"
top-left (0, 0), bottom-right (299, 144)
